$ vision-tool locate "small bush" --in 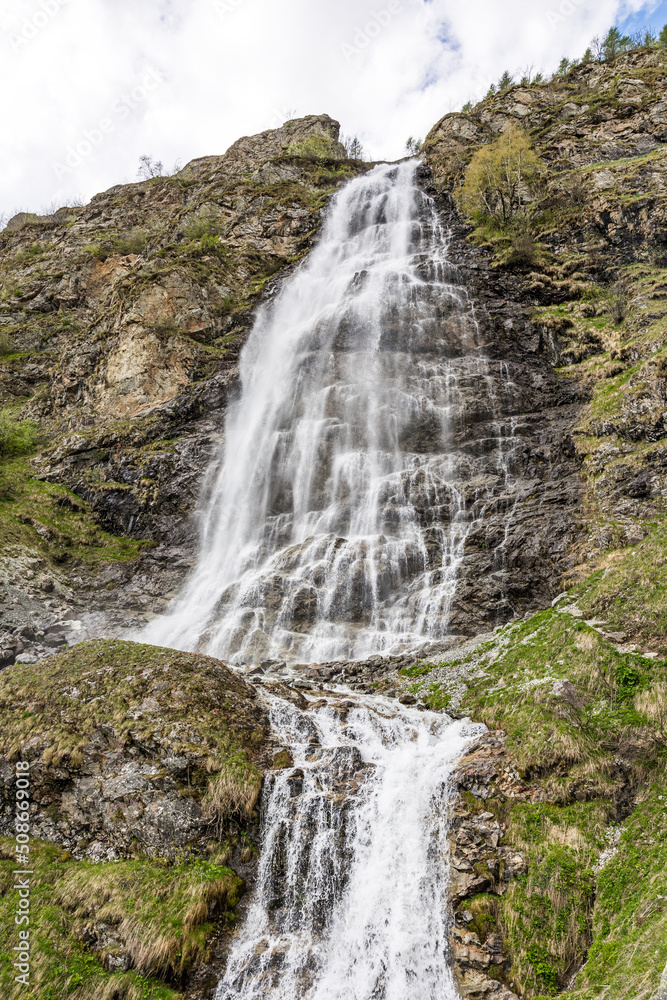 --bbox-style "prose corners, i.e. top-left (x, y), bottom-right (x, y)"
top-left (287, 133), bottom-right (340, 161)
top-left (0, 411), bottom-right (39, 458)
top-left (341, 134), bottom-right (365, 159)
top-left (606, 280), bottom-right (630, 324)
top-left (506, 229), bottom-right (537, 266)
top-left (182, 215), bottom-right (223, 241)
top-left (84, 229), bottom-right (148, 261)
